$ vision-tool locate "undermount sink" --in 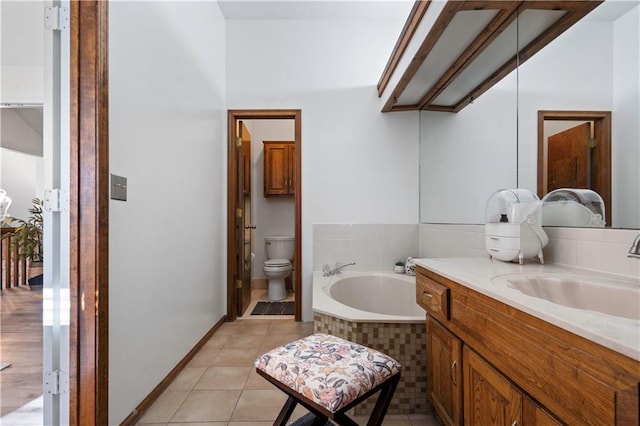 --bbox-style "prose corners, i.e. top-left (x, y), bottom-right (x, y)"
top-left (491, 273), bottom-right (640, 320)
